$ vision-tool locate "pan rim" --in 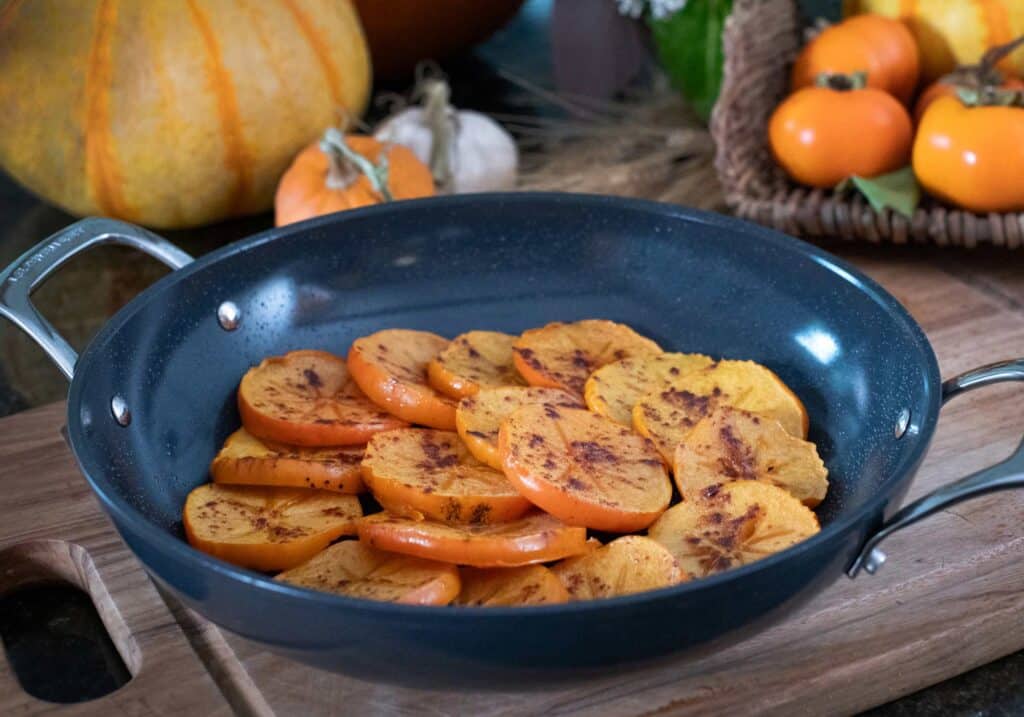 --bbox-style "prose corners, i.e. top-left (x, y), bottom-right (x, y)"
top-left (65, 192), bottom-right (942, 619)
